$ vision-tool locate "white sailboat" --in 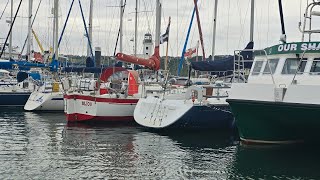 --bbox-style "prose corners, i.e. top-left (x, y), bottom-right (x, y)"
top-left (134, 0), bottom-right (255, 129)
top-left (23, 0), bottom-right (63, 111)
